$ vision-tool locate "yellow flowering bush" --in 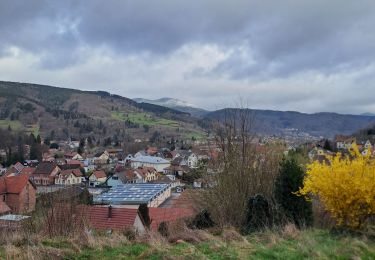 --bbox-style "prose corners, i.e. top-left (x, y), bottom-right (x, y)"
top-left (298, 145), bottom-right (375, 229)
